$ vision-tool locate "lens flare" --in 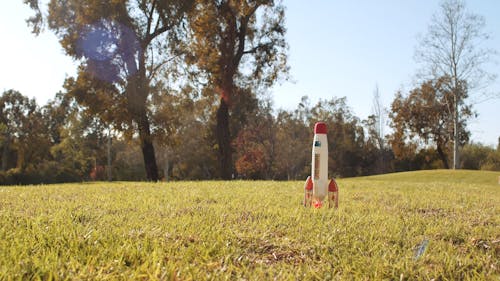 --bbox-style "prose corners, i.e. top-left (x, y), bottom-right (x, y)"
top-left (76, 19), bottom-right (141, 83)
